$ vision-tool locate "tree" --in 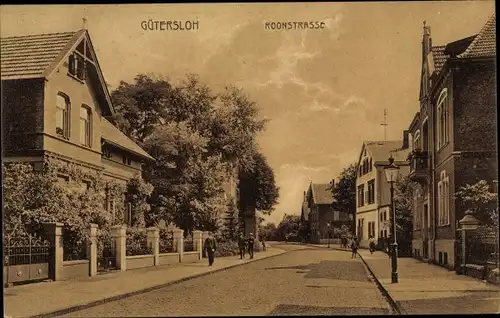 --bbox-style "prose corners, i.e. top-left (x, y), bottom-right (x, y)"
top-left (259, 222), bottom-right (277, 240)
top-left (275, 214), bottom-right (301, 241)
top-left (393, 175), bottom-right (416, 242)
top-left (455, 180), bottom-right (497, 227)
top-left (238, 151), bottom-right (280, 215)
top-left (329, 164), bottom-right (357, 230)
